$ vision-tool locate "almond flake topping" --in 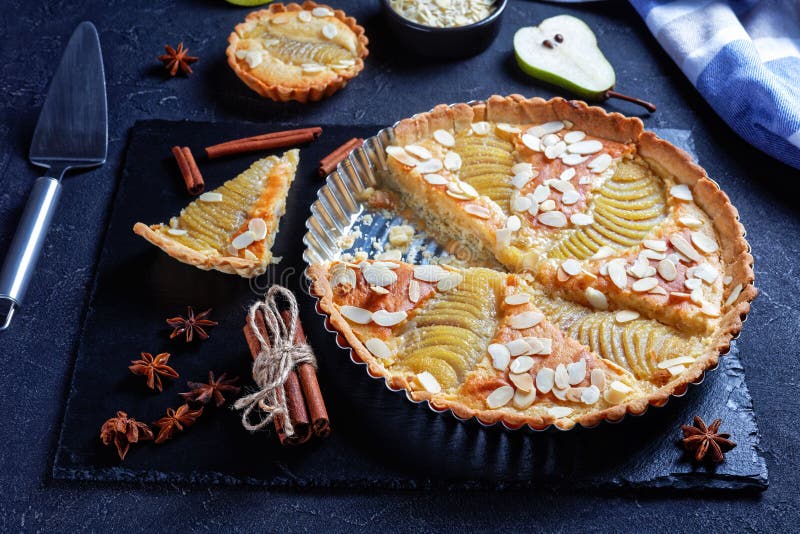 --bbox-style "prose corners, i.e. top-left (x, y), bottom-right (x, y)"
top-left (167, 228), bottom-right (187, 236)
top-left (504, 293), bottom-right (531, 306)
top-left (464, 203), bottom-right (491, 219)
top-left (670, 184), bottom-right (693, 201)
top-left (443, 152), bottom-right (462, 171)
top-left (536, 367), bottom-right (555, 393)
top-left (471, 121), bottom-right (490, 135)
top-left (564, 130), bottom-right (586, 144)
top-left (301, 63), bottom-right (325, 74)
top-left (298, 10), bottom-right (313, 21)
top-left (248, 218), bottom-right (267, 241)
top-left (544, 141), bottom-right (567, 160)
top-left (511, 172), bottom-right (535, 190)
top-left (525, 337), bottom-right (551, 355)
top-left (570, 213), bottom-right (594, 226)
top-left (486, 385), bottom-right (515, 409)
top-left (386, 146), bottom-right (418, 167)
top-left (432, 129), bottom-right (455, 147)
top-left (488, 344), bottom-right (511, 370)
top-left (528, 121), bottom-right (565, 137)
top-left (416, 158), bottom-right (443, 174)
top-left (362, 265), bottom-right (397, 287)
top-left (591, 246), bottom-right (615, 260)
top-left (691, 231), bottom-right (719, 254)
top-left (365, 338), bottom-right (392, 359)
top-left (561, 259), bottom-right (581, 276)
top-left (437, 272), bottom-right (464, 291)
top-left (371, 309), bottom-right (407, 327)
top-left (539, 199), bottom-right (556, 211)
top-left (585, 287), bottom-right (608, 310)
top-left (629, 260), bottom-right (656, 279)
top-left (370, 286), bottom-right (389, 295)
top-left (408, 279), bottom-right (421, 303)
top-left (560, 168), bottom-right (576, 181)
top-left (632, 277), bottom-right (659, 292)
top-left (605, 380), bottom-right (632, 404)
top-left (232, 231), bottom-right (256, 249)
top-left (321, 23), bottom-right (338, 39)
top-left (615, 310), bottom-right (640, 323)
top-left (511, 162), bottom-right (534, 175)
top-left (521, 134), bottom-right (541, 152)
top-left (404, 144), bottom-right (432, 160)
top-left (445, 181), bottom-right (478, 200)
top-left (561, 190), bottom-right (580, 205)
top-left (509, 372), bottom-right (534, 393)
top-left (510, 356), bottom-right (535, 374)
top-left (506, 338), bottom-right (531, 357)
top-left (581, 385), bottom-right (601, 405)
top-left (417, 371), bottom-right (441, 394)
top-left (340, 306), bottom-right (372, 324)
top-left (510, 311), bottom-right (544, 330)
top-left (657, 258), bottom-right (677, 281)
top-left (423, 173), bottom-right (448, 185)
top-left (495, 228), bottom-right (511, 248)
top-left (567, 359), bottom-right (586, 385)
top-left (512, 195), bottom-right (532, 213)
top-left (199, 192), bottom-right (223, 202)
top-left (657, 356), bottom-right (696, 369)
top-left (685, 278), bottom-right (702, 291)
top-left (312, 6), bottom-right (334, 16)
top-left (538, 211), bottom-right (567, 228)
top-left (643, 239), bottom-right (667, 252)
top-left (669, 234), bottom-right (702, 263)
top-left (561, 153), bottom-right (589, 166)
top-left (497, 123), bottom-right (521, 135)
top-left (679, 216), bottom-right (703, 229)
top-left (554, 364), bottom-right (569, 389)
top-left (607, 261), bottom-right (628, 289)
top-left (567, 139), bottom-right (603, 155)
top-left (506, 215), bottom-right (522, 232)
top-left (725, 283), bottom-right (743, 307)
top-left (532, 184), bottom-right (551, 203)
top-left (591, 369), bottom-right (605, 389)
top-left (541, 133), bottom-right (559, 147)
top-left (512, 388), bottom-right (536, 409)
top-left (413, 264), bottom-right (447, 282)
top-left (694, 262), bottom-right (719, 283)
top-left (548, 406), bottom-right (573, 419)
top-left (550, 179), bottom-right (574, 193)
top-left (587, 153), bottom-right (613, 173)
